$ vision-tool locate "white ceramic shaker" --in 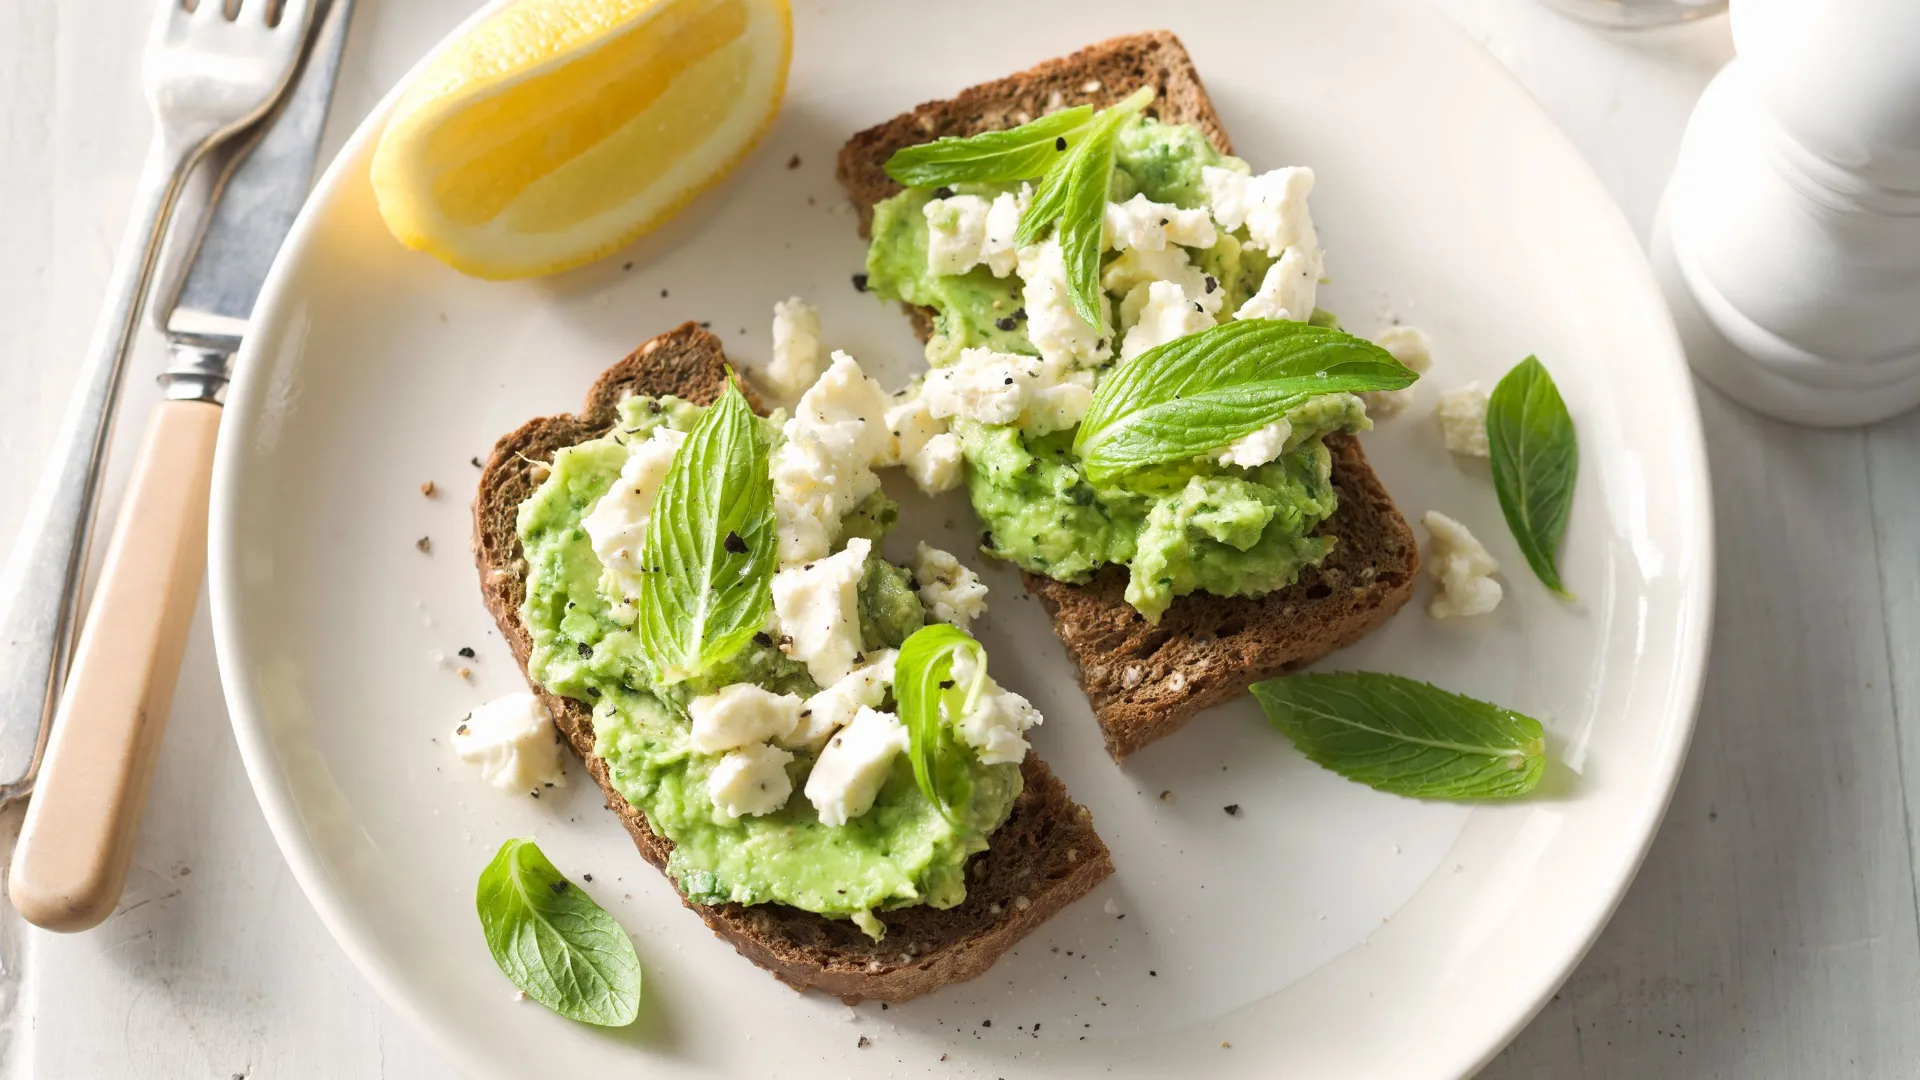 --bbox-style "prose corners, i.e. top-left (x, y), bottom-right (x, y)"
top-left (1653, 0), bottom-right (1920, 426)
